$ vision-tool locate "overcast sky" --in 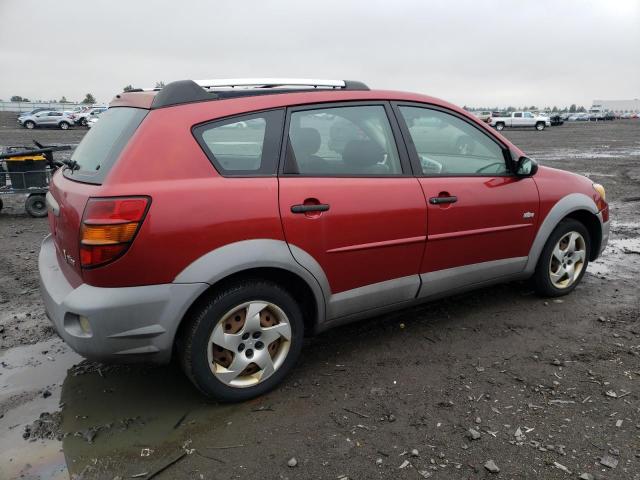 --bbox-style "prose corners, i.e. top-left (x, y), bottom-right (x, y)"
top-left (1, 0), bottom-right (638, 108)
